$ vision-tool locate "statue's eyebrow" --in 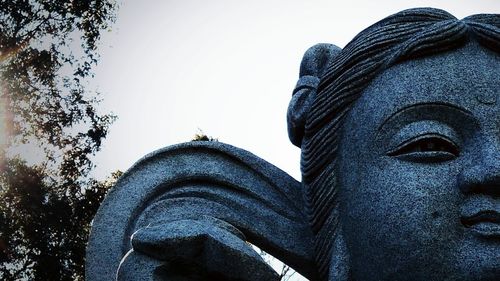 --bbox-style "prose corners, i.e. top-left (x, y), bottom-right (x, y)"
top-left (377, 102), bottom-right (474, 132)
